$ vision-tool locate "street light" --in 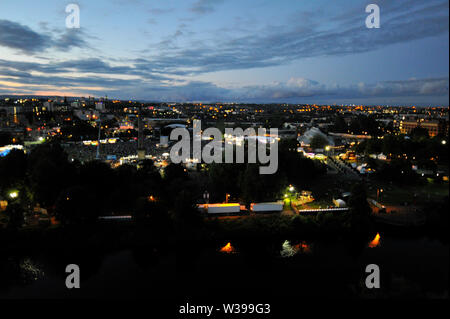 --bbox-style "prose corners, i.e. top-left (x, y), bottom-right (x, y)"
top-left (9, 191), bottom-right (18, 199)
top-left (289, 185), bottom-right (295, 192)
